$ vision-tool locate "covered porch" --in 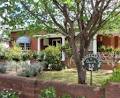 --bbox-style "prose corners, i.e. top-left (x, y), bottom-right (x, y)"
top-left (33, 33), bottom-right (66, 61)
